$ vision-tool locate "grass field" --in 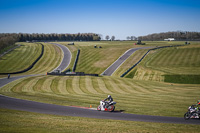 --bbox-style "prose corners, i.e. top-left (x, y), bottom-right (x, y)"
top-left (0, 42), bottom-right (63, 78)
top-left (1, 75), bottom-right (200, 117)
top-left (0, 108), bottom-right (199, 133)
top-left (124, 41), bottom-right (200, 83)
top-left (58, 41), bottom-right (143, 74)
top-left (1, 41), bottom-right (200, 132)
top-left (62, 41), bottom-right (189, 75)
top-left (0, 42), bottom-right (41, 73)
